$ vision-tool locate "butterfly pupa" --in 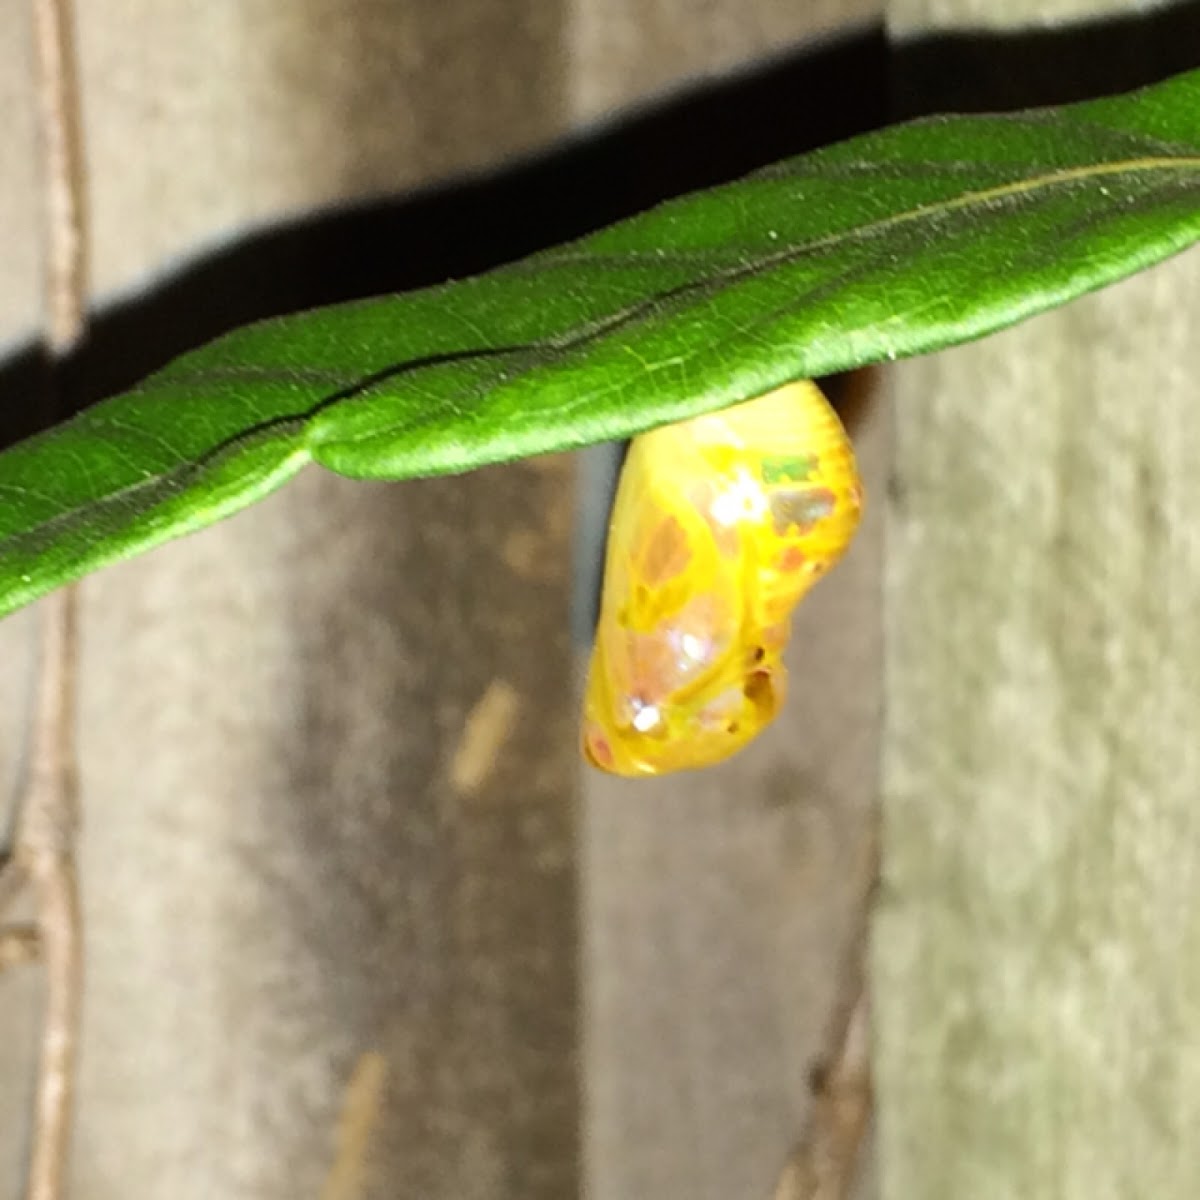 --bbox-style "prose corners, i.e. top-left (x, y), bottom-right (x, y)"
top-left (582, 379), bottom-right (863, 777)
